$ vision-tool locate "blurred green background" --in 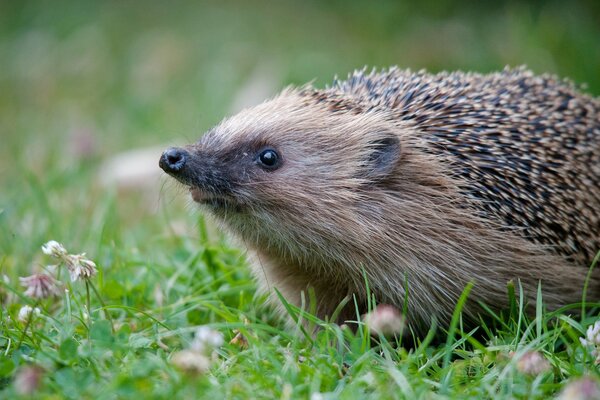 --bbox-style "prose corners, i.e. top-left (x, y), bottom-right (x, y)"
top-left (1, 3), bottom-right (598, 396)
top-left (1, 0), bottom-right (599, 268)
